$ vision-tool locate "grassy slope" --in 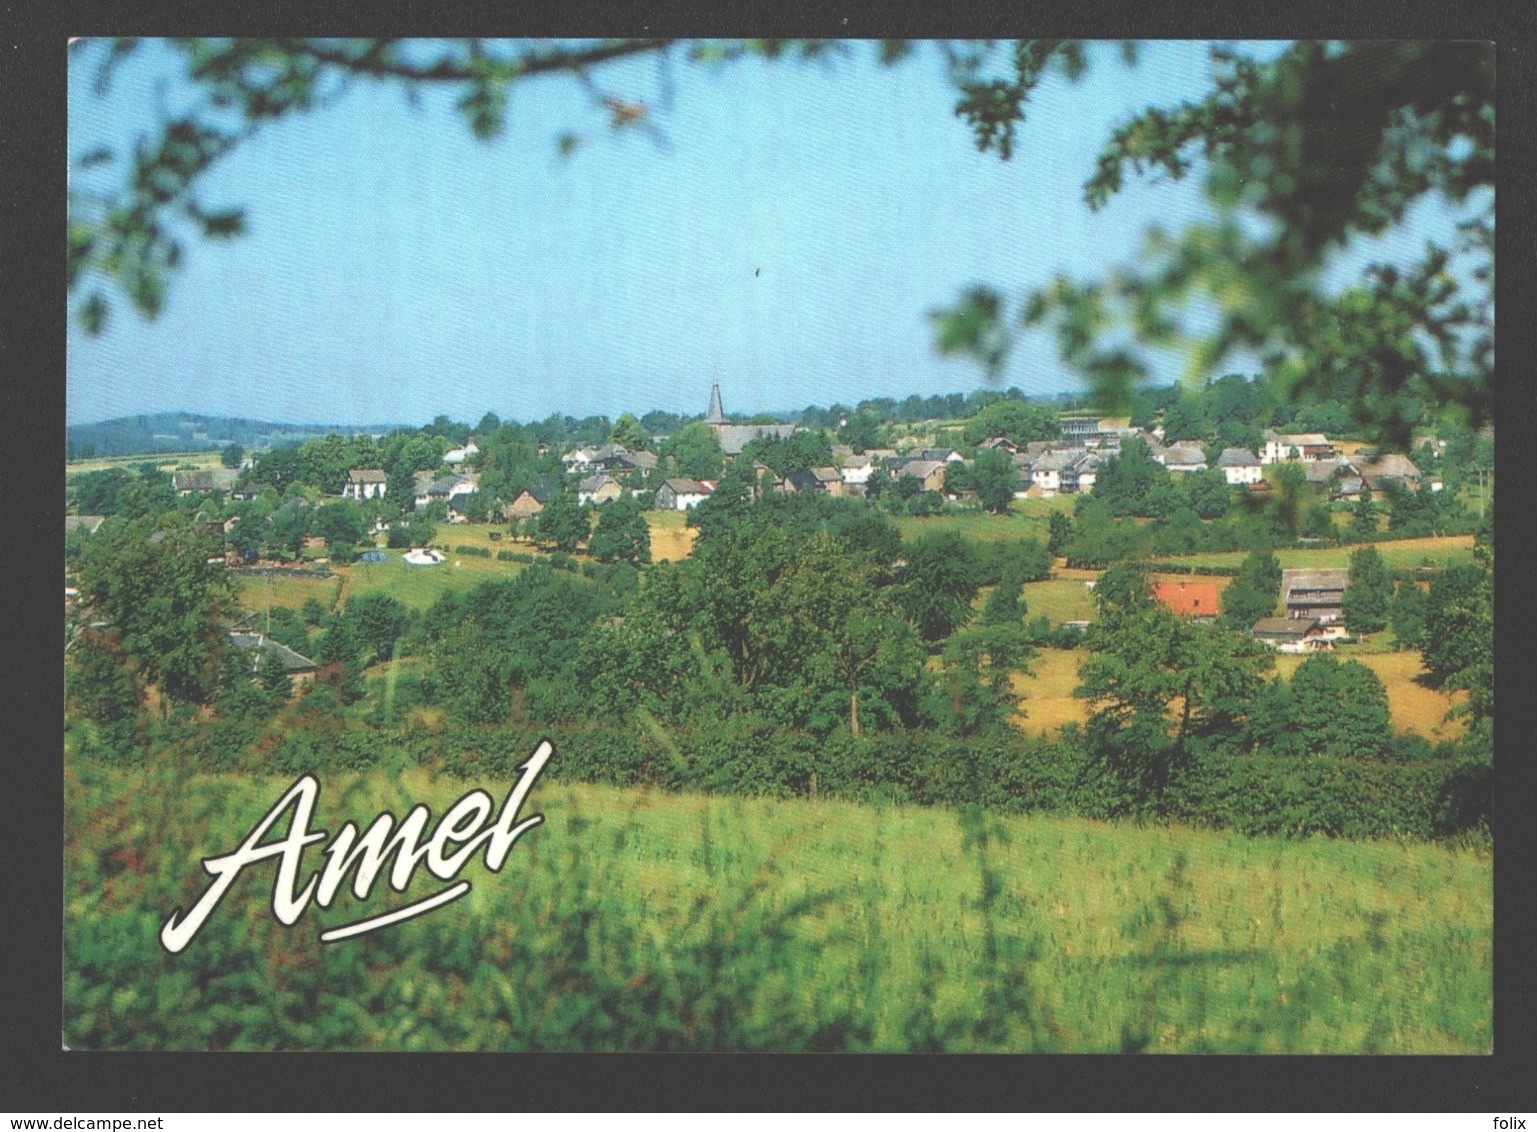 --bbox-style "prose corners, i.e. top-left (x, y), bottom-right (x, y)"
top-left (64, 766), bottom-right (1492, 1052)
